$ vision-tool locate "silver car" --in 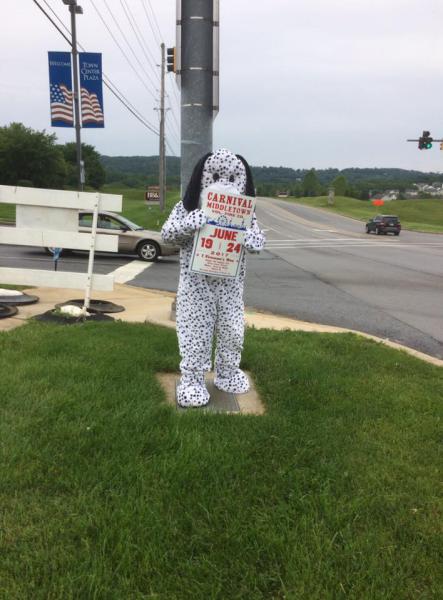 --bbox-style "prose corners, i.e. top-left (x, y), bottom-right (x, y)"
top-left (45, 210), bottom-right (179, 261)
